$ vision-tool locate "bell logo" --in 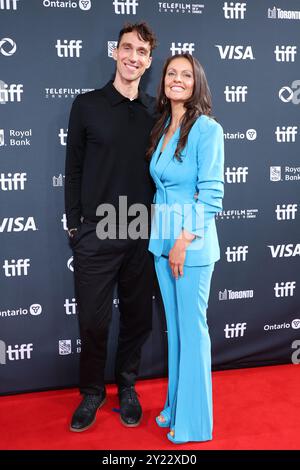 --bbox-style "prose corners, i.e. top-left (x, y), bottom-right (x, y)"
top-left (79, 0), bottom-right (91, 10)
top-left (29, 304), bottom-right (42, 316)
